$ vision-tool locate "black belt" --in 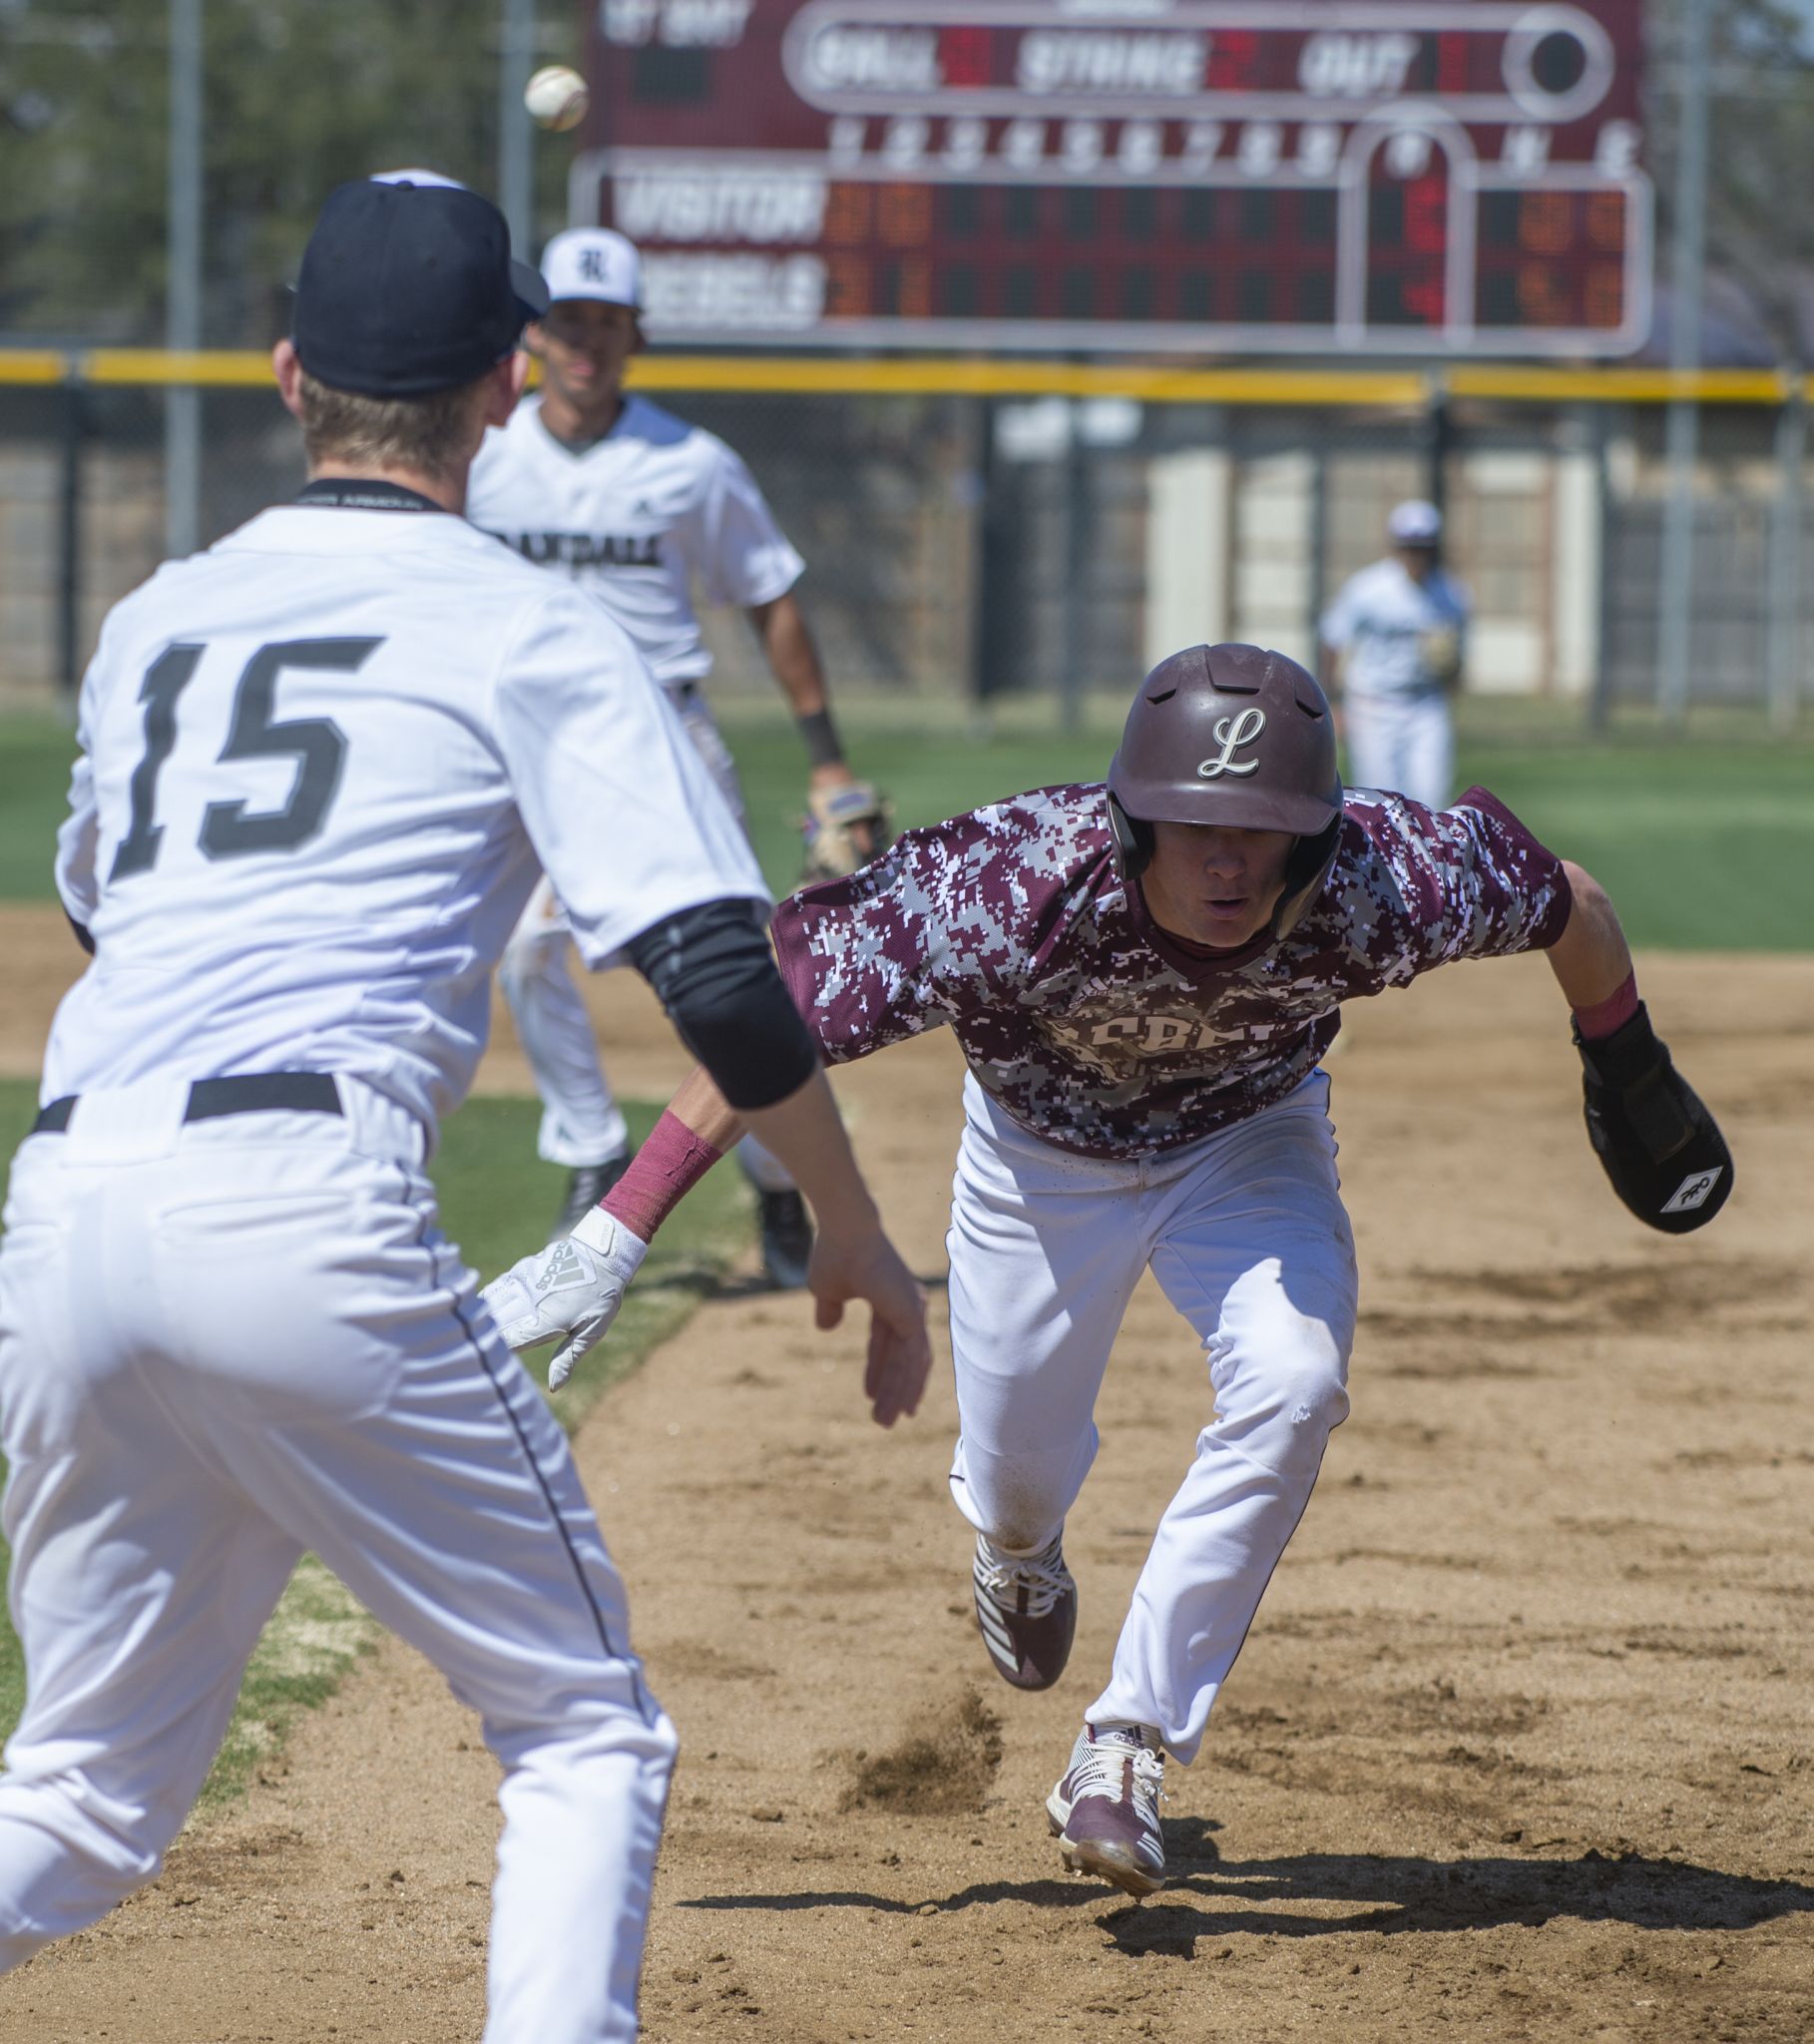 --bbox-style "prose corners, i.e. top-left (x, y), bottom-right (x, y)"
top-left (33, 1071), bottom-right (343, 1136)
